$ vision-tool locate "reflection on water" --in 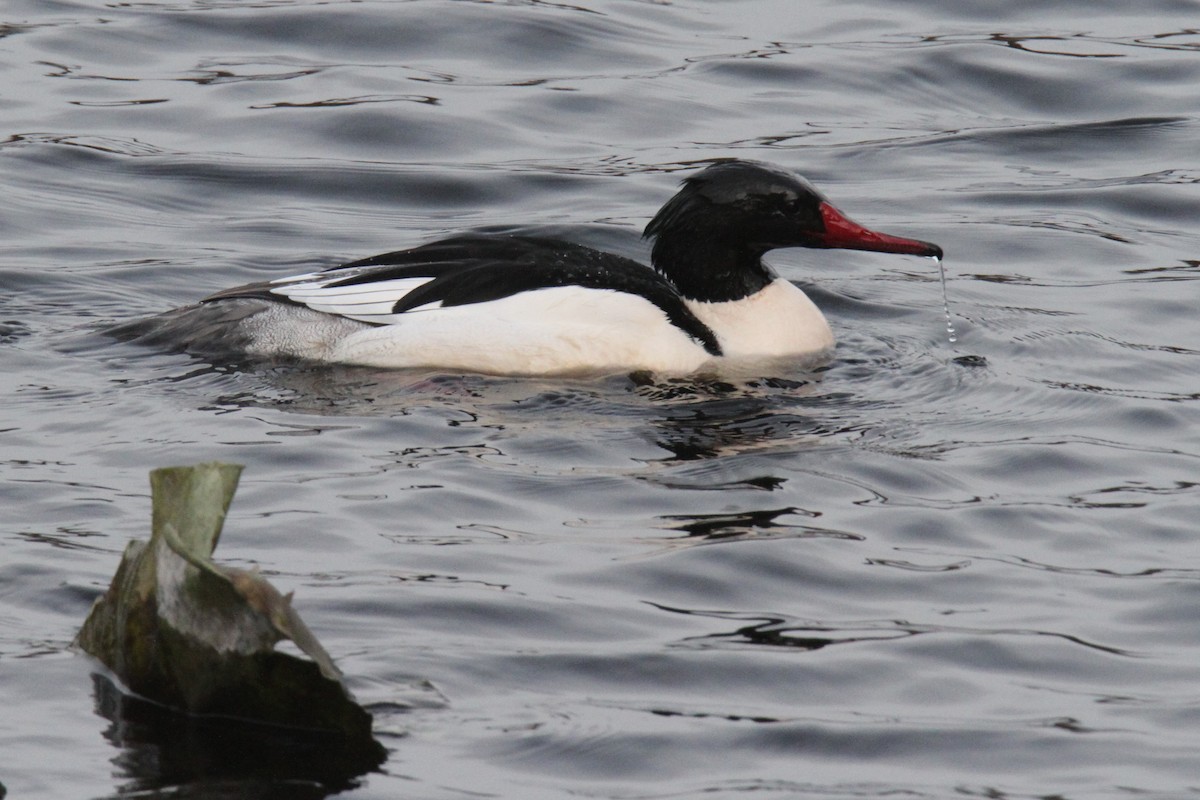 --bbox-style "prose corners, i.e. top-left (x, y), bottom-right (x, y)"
top-left (4, 0), bottom-right (1200, 797)
top-left (655, 506), bottom-right (863, 544)
top-left (91, 674), bottom-right (386, 799)
top-left (650, 604), bottom-right (1141, 657)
